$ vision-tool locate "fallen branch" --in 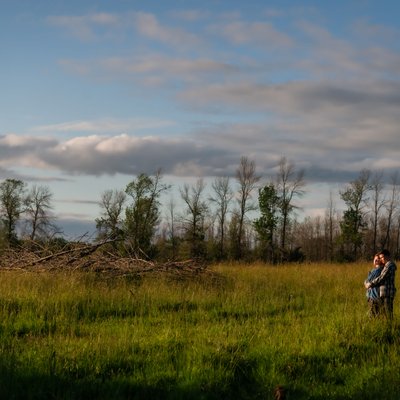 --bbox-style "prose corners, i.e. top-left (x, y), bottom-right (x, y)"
top-left (0, 240), bottom-right (210, 278)
top-left (25, 238), bottom-right (121, 267)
